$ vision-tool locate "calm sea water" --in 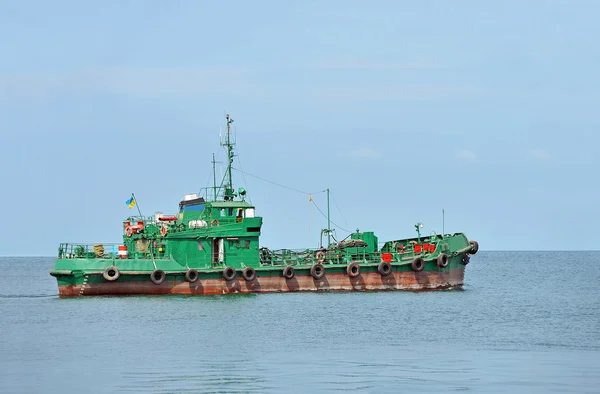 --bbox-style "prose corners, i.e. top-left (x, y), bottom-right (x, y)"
top-left (1, 252), bottom-right (599, 393)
